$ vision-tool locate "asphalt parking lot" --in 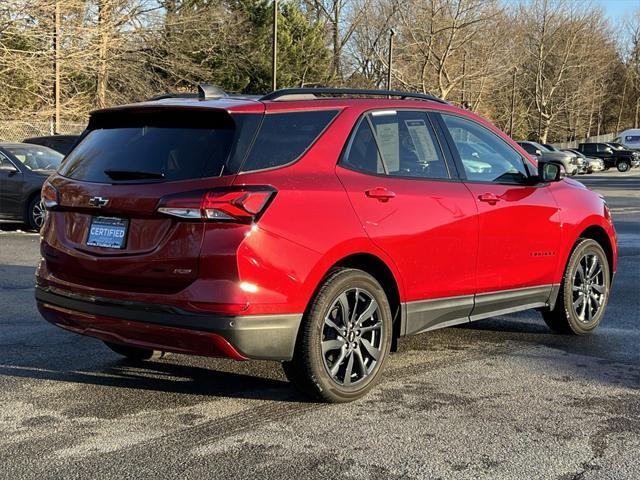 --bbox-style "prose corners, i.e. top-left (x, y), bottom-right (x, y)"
top-left (1, 170), bottom-right (639, 480)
